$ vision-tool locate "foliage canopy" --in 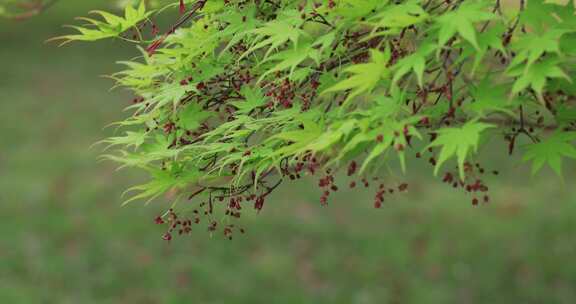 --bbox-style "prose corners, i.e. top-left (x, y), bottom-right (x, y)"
top-left (47, 0), bottom-right (576, 239)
